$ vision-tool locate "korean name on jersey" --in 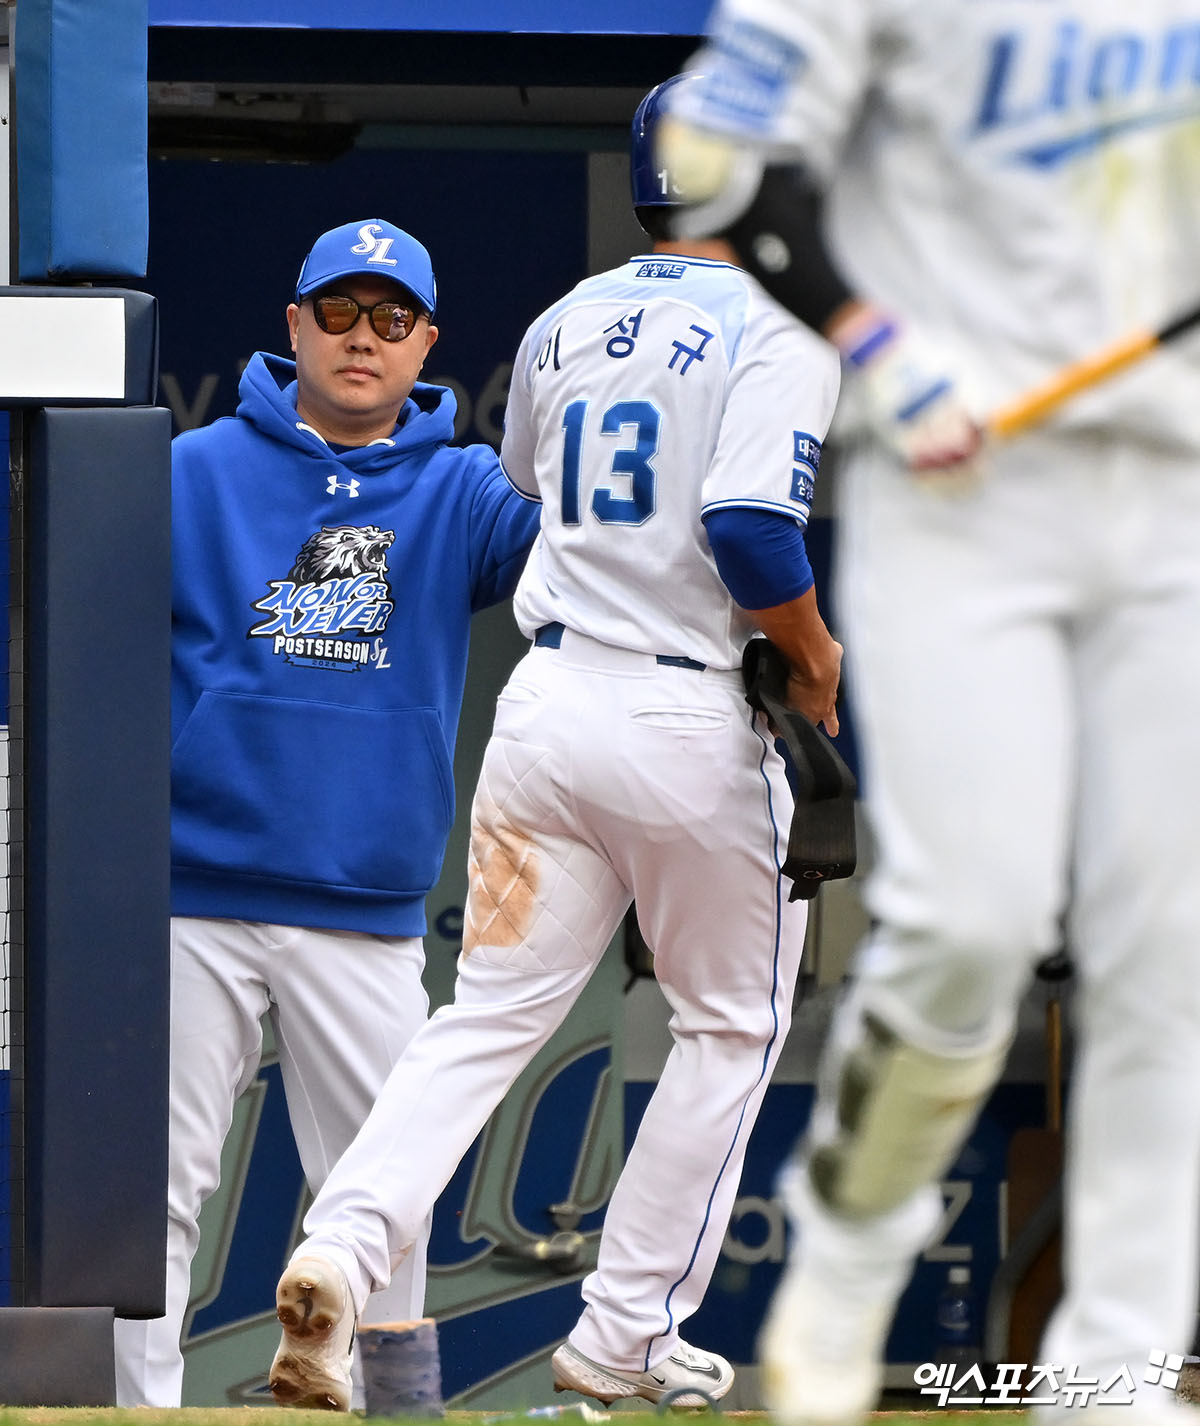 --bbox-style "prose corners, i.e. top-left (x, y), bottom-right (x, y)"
top-left (499, 255), bottom-right (840, 672)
